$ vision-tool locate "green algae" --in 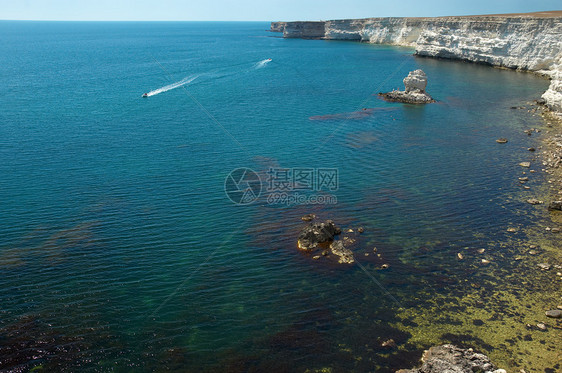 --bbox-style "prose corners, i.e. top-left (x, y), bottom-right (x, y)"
top-left (376, 108), bottom-right (562, 373)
